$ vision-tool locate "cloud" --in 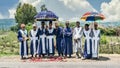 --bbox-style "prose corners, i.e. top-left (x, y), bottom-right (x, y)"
top-left (58, 0), bottom-right (97, 20)
top-left (59, 0), bottom-right (96, 11)
top-left (8, 8), bottom-right (16, 19)
top-left (8, 0), bottom-right (42, 19)
top-left (19, 0), bottom-right (42, 9)
top-left (8, 0), bottom-right (96, 21)
top-left (0, 13), bottom-right (4, 19)
top-left (101, 0), bottom-right (120, 22)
